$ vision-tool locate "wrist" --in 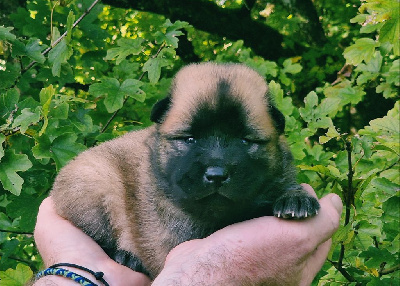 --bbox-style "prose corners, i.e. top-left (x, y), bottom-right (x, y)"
top-left (34, 266), bottom-right (103, 286)
top-left (34, 259), bottom-right (151, 286)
